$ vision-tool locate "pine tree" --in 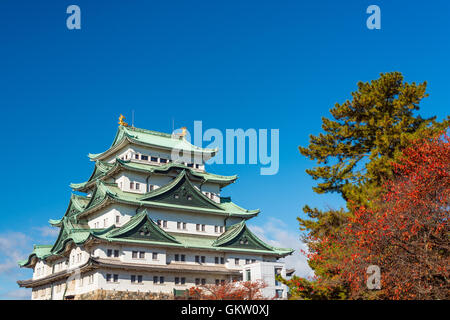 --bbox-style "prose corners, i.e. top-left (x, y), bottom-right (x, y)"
top-left (286, 72), bottom-right (449, 299)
